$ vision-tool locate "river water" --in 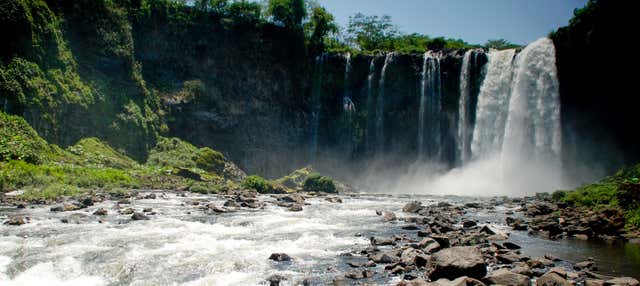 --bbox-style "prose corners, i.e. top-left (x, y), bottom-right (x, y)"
top-left (1, 192), bottom-right (638, 285)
